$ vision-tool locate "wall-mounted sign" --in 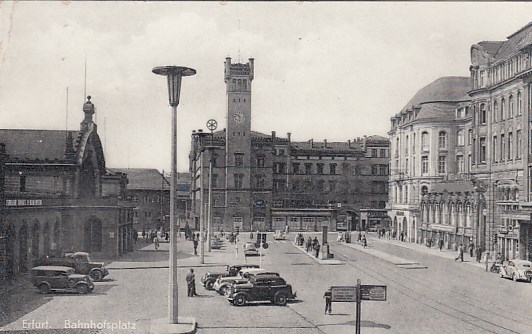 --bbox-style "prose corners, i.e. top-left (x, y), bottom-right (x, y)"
top-left (6, 199), bottom-right (43, 207)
